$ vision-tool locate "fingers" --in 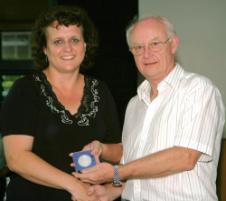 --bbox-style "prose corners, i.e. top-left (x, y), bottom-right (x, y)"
top-left (94, 155), bottom-right (100, 164)
top-left (69, 153), bottom-right (75, 168)
top-left (87, 185), bottom-right (95, 195)
top-left (83, 140), bottom-right (103, 156)
top-left (82, 144), bottom-right (91, 151)
top-left (72, 171), bottom-right (97, 184)
top-left (73, 162), bottom-right (113, 184)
